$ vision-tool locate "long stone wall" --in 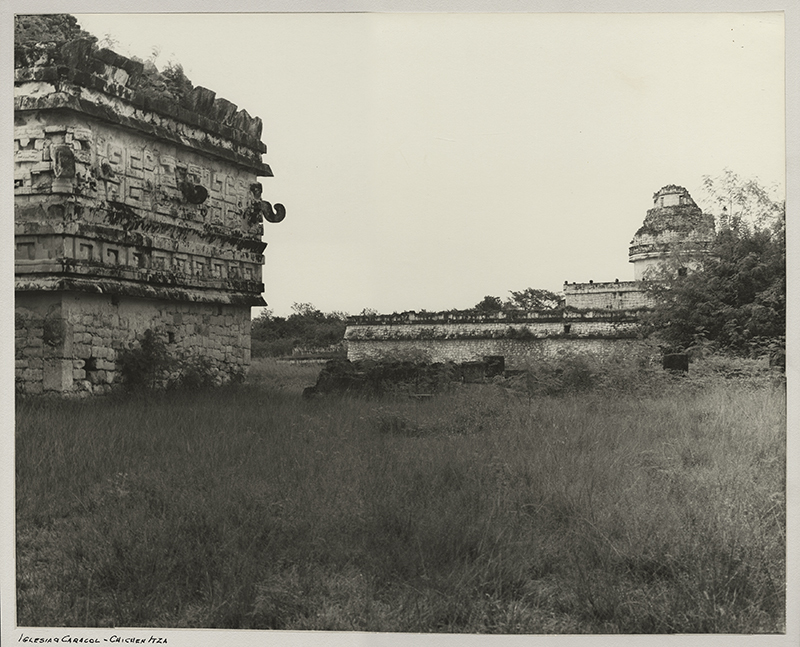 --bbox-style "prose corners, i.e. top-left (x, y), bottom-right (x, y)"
top-left (346, 337), bottom-right (651, 370)
top-left (345, 310), bottom-right (649, 370)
